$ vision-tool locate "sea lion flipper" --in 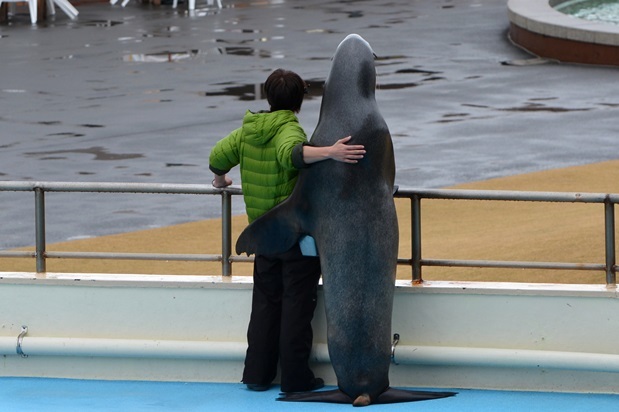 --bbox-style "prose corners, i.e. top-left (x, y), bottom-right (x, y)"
top-left (374, 387), bottom-right (457, 404)
top-left (278, 387), bottom-right (456, 405)
top-left (277, 389), bottom-right (352, 404)
top-left (235, 203), bottom-right (302, 256)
